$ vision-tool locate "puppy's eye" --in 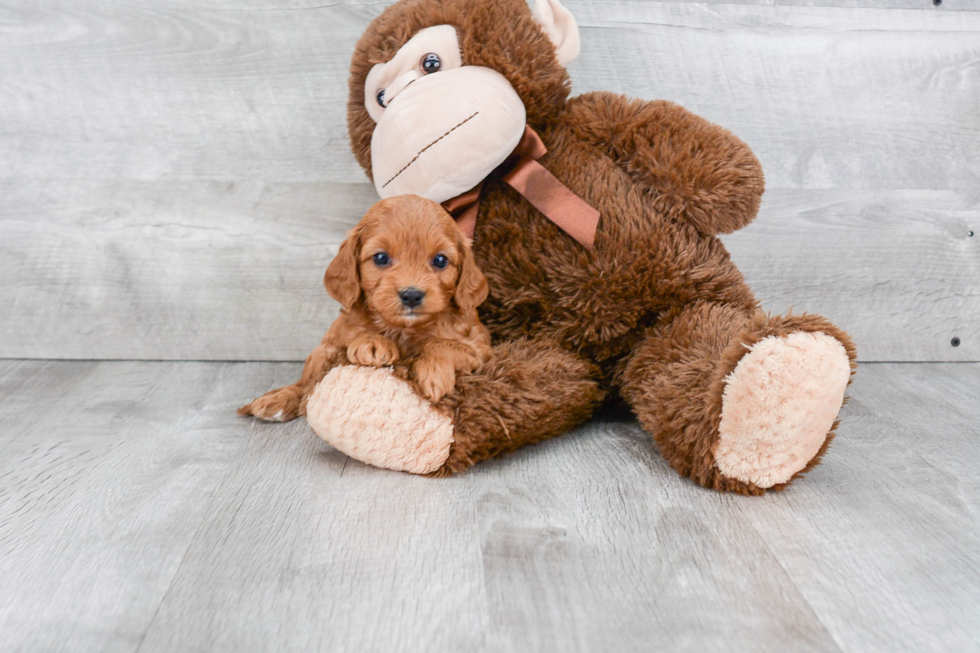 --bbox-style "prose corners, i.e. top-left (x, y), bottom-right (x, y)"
top-left (421, 53), bottom-right (441, 74)
top-left (431, 254), bottom-right (449, 270)
top-left (372, 252), bottom-right (390, 267)
top-left (376, 89), bottom-right (386, 108)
